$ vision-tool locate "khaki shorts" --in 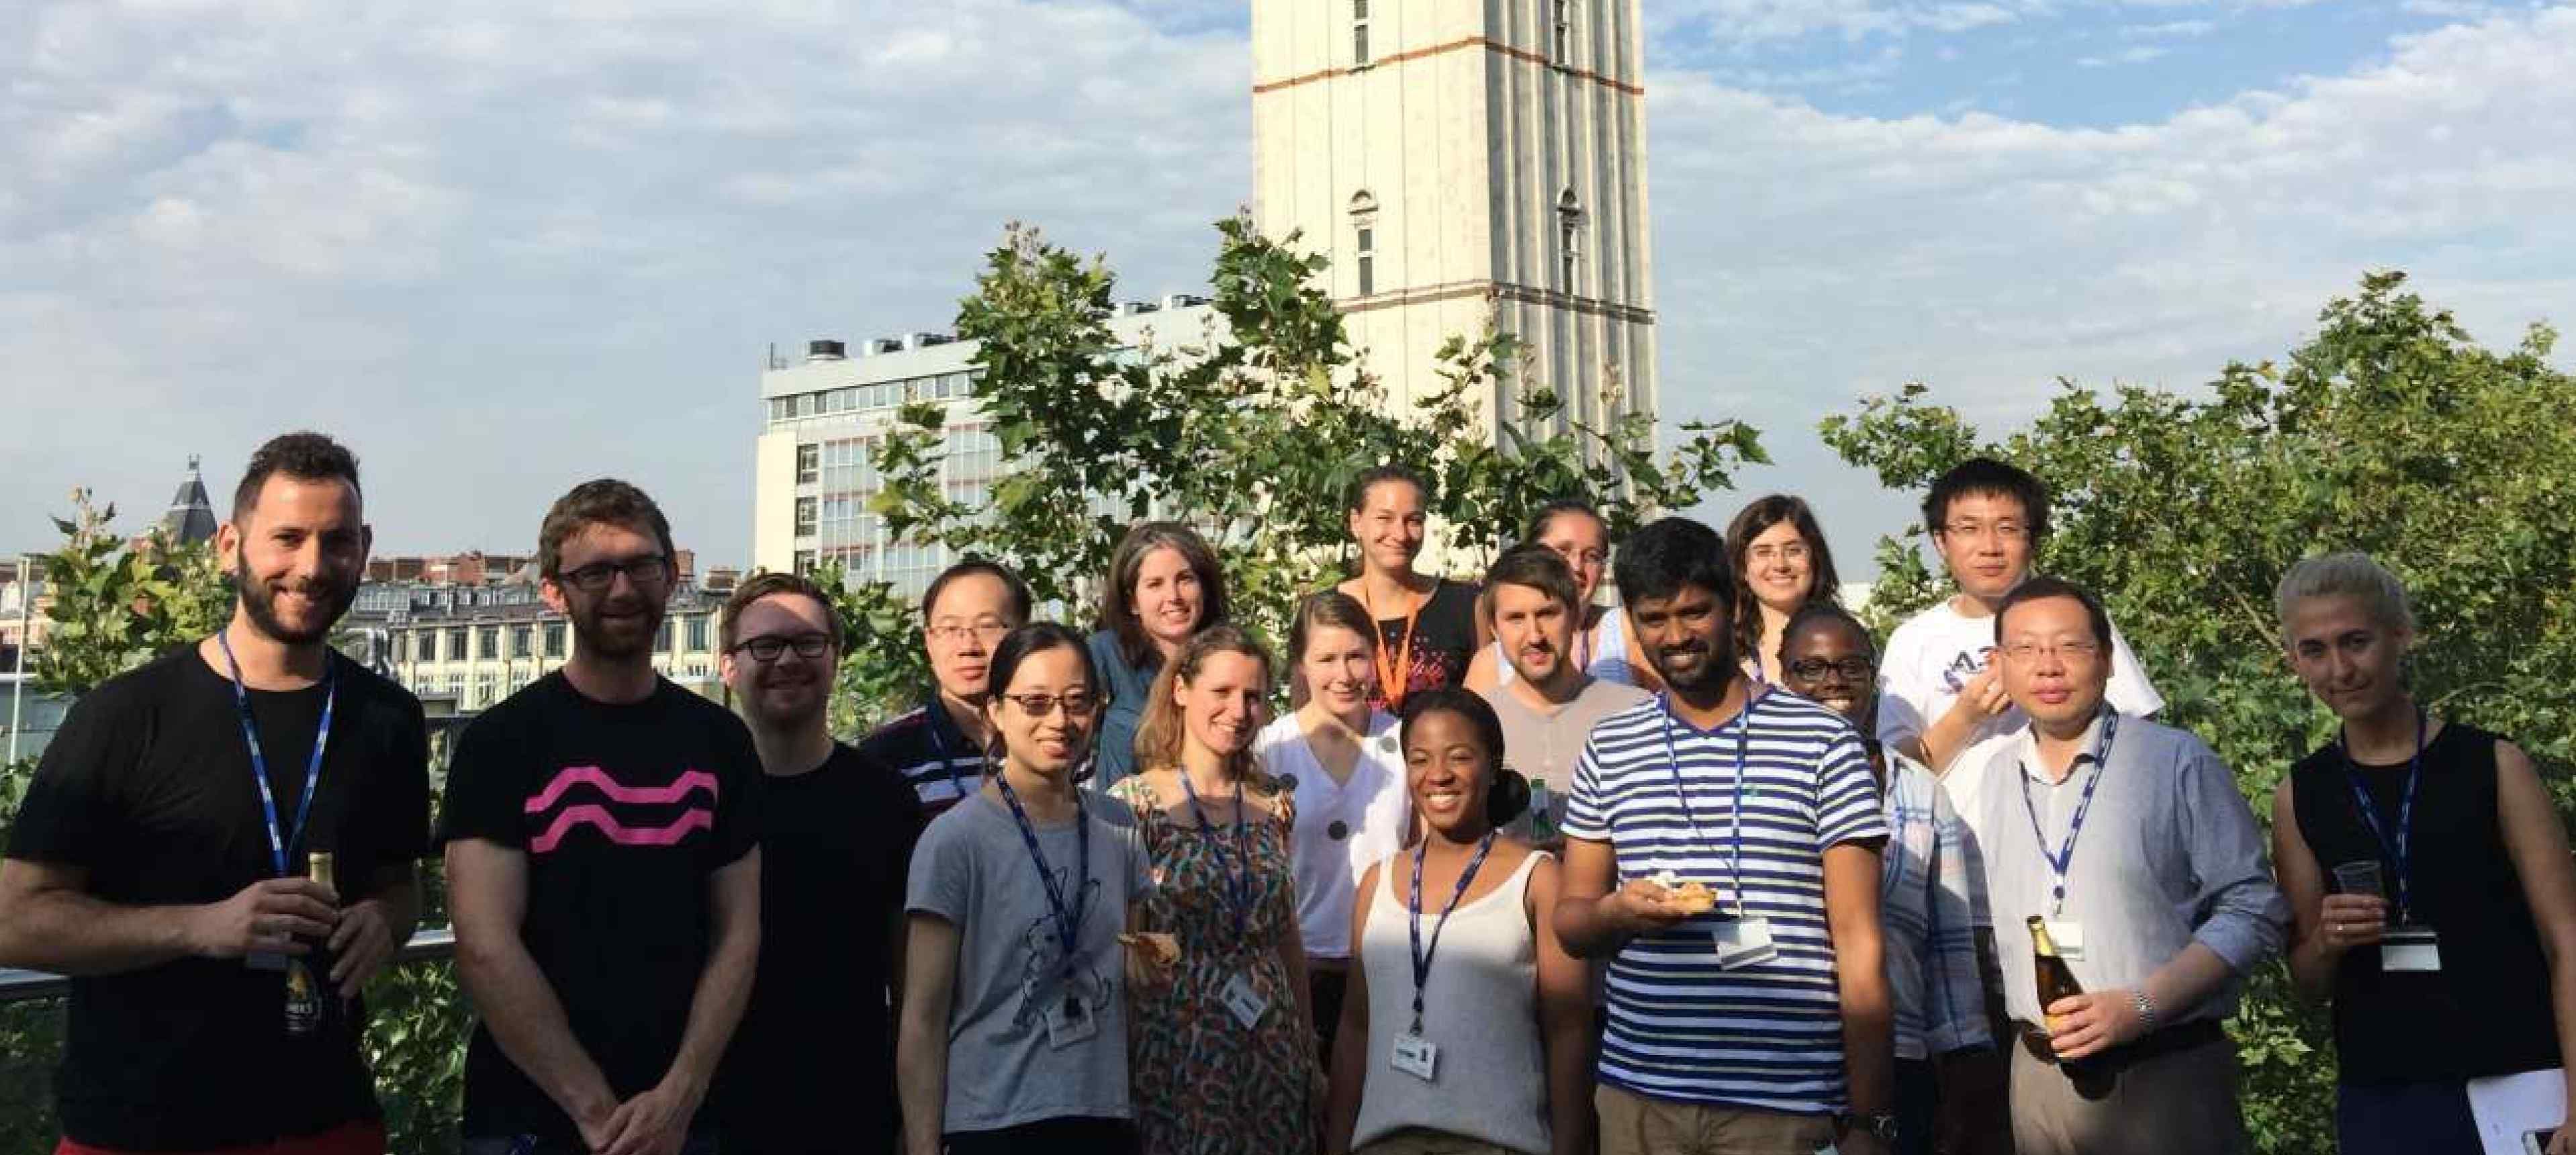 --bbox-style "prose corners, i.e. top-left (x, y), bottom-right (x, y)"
top-left (1353, 1128), bottom-right (1526, 1155)
top-left (1596, 1084), bottom-right (1837, 1155)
